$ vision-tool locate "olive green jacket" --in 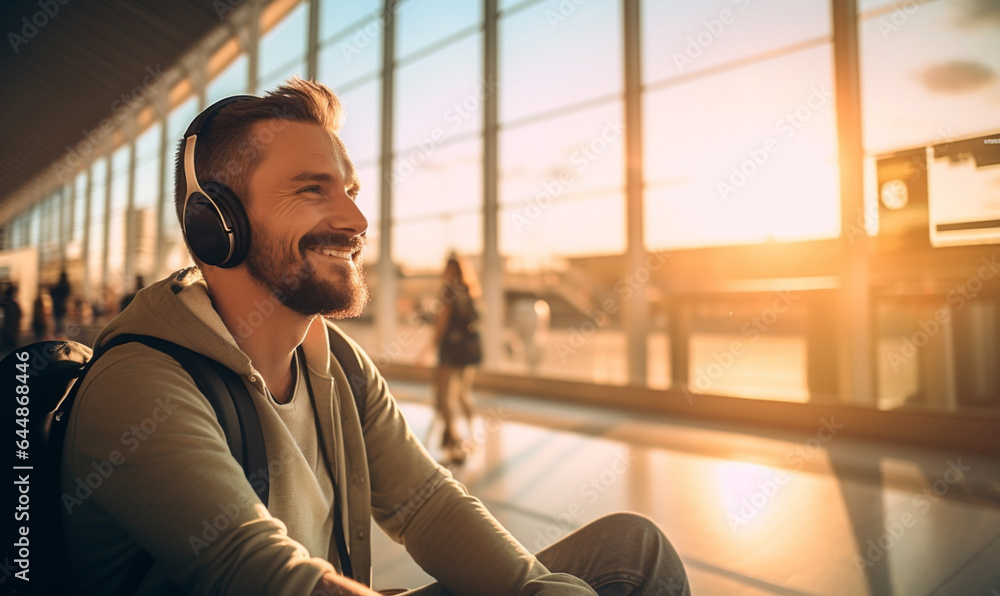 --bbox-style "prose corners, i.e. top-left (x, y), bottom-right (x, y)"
top-left (62, 268), bottom-right (594, 595)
